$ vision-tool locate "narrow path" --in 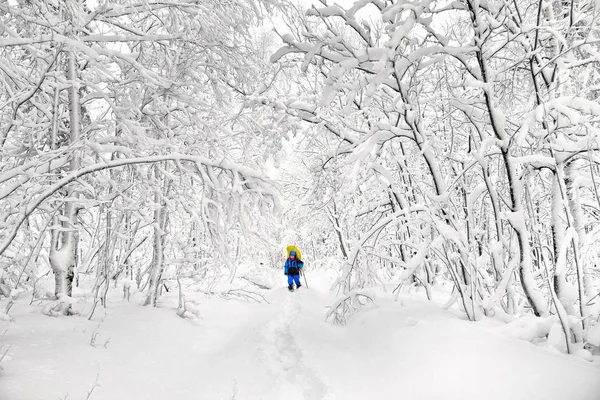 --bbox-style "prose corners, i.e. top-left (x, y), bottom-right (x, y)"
top-left (260, 292), bottom-right (334, 400)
